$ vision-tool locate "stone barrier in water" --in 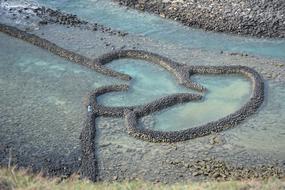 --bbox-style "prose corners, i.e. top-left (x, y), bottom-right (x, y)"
top-left (0, 23), bottom-right (264, 181)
